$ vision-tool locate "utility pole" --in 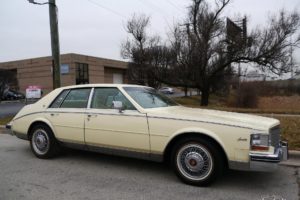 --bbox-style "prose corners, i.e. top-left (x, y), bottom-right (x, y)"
top-left (49, 0), bottom-right (61, 89)
top-left (28, 0), bottom-right (61, 89)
